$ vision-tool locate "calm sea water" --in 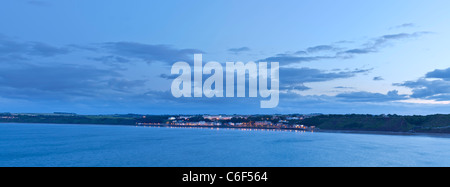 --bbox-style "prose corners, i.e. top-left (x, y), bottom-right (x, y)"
top-left (1, 123), bottom-right (449, 167)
